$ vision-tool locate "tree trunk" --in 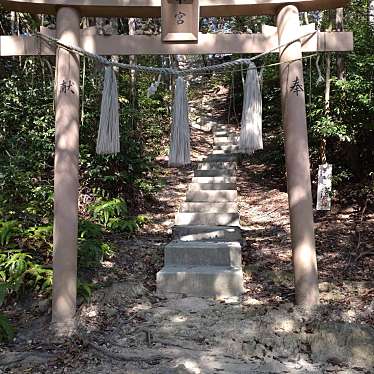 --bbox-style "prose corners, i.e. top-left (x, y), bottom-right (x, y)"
top-left (128, 18), bottom-right (137, 130)
top-left (336, 8), bottom-right (345, 80)
top-left (10, 11), bottom-right (16, 35)
top-left (369, 0), bottom-right (374, 26)
top-left (110, 17), bottom-right (119, 70)
top-left (321, 52), bottom-right (330, 164)
top-left (321, 12), bottom-right (333, 164)
top-left (303, 12), bottom-right (309, 24)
